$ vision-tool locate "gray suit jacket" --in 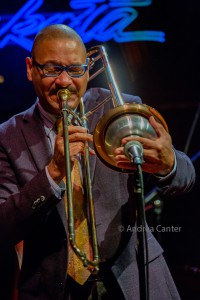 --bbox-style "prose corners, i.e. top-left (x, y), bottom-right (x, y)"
top-left (0, 88), bottom-right (195, 299)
